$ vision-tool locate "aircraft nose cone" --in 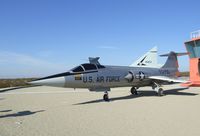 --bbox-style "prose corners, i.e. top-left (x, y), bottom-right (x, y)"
top-left (29, 77), bottom-right (66, 87)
